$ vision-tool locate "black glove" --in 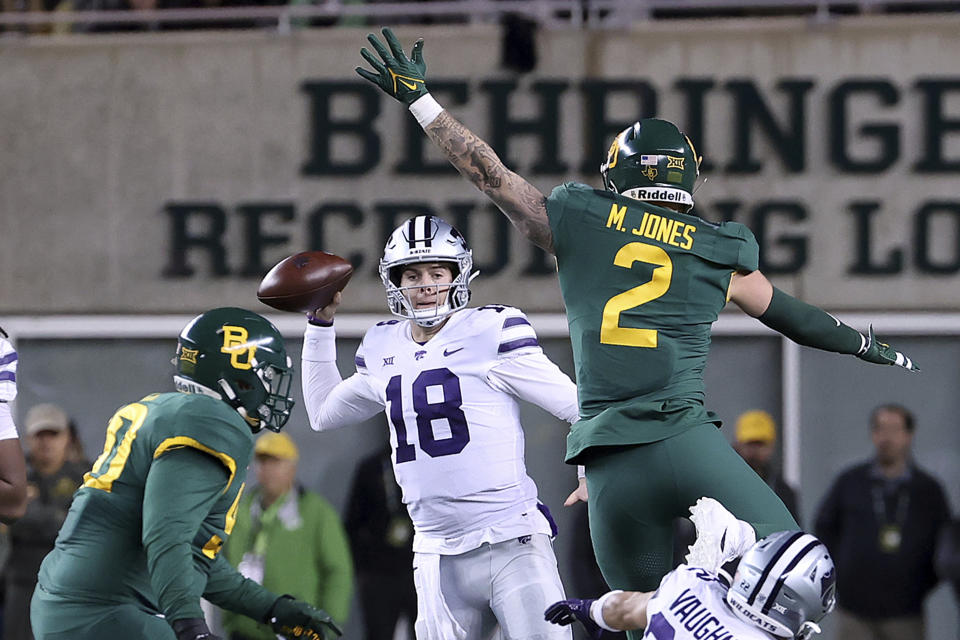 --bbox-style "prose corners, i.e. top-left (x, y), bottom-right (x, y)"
top-left (171, 618), bottom-right (222, 640)
top-left (268, 595), bottom-right (343, 640)
top-left (544, 598), bottom-right (603, 640)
